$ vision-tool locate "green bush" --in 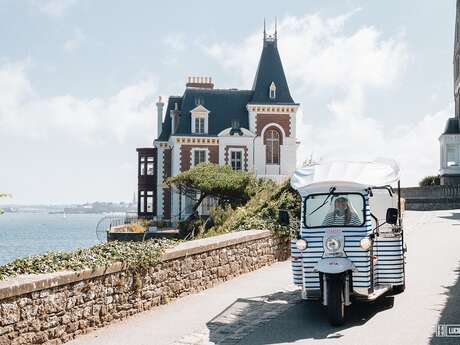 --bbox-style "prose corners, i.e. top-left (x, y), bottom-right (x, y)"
top-left (419, 175), bottom-right (441, 187)
top-left (0, 239), bottom-right (176, 281)
top-left (202, 179), bottom-right (301, 238)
